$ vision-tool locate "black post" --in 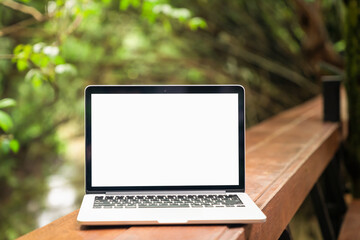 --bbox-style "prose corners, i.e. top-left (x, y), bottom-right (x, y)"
top-left (312, 75), bottom-right (347, 239)
top-left (322, 75), bottom-right (341, 122)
